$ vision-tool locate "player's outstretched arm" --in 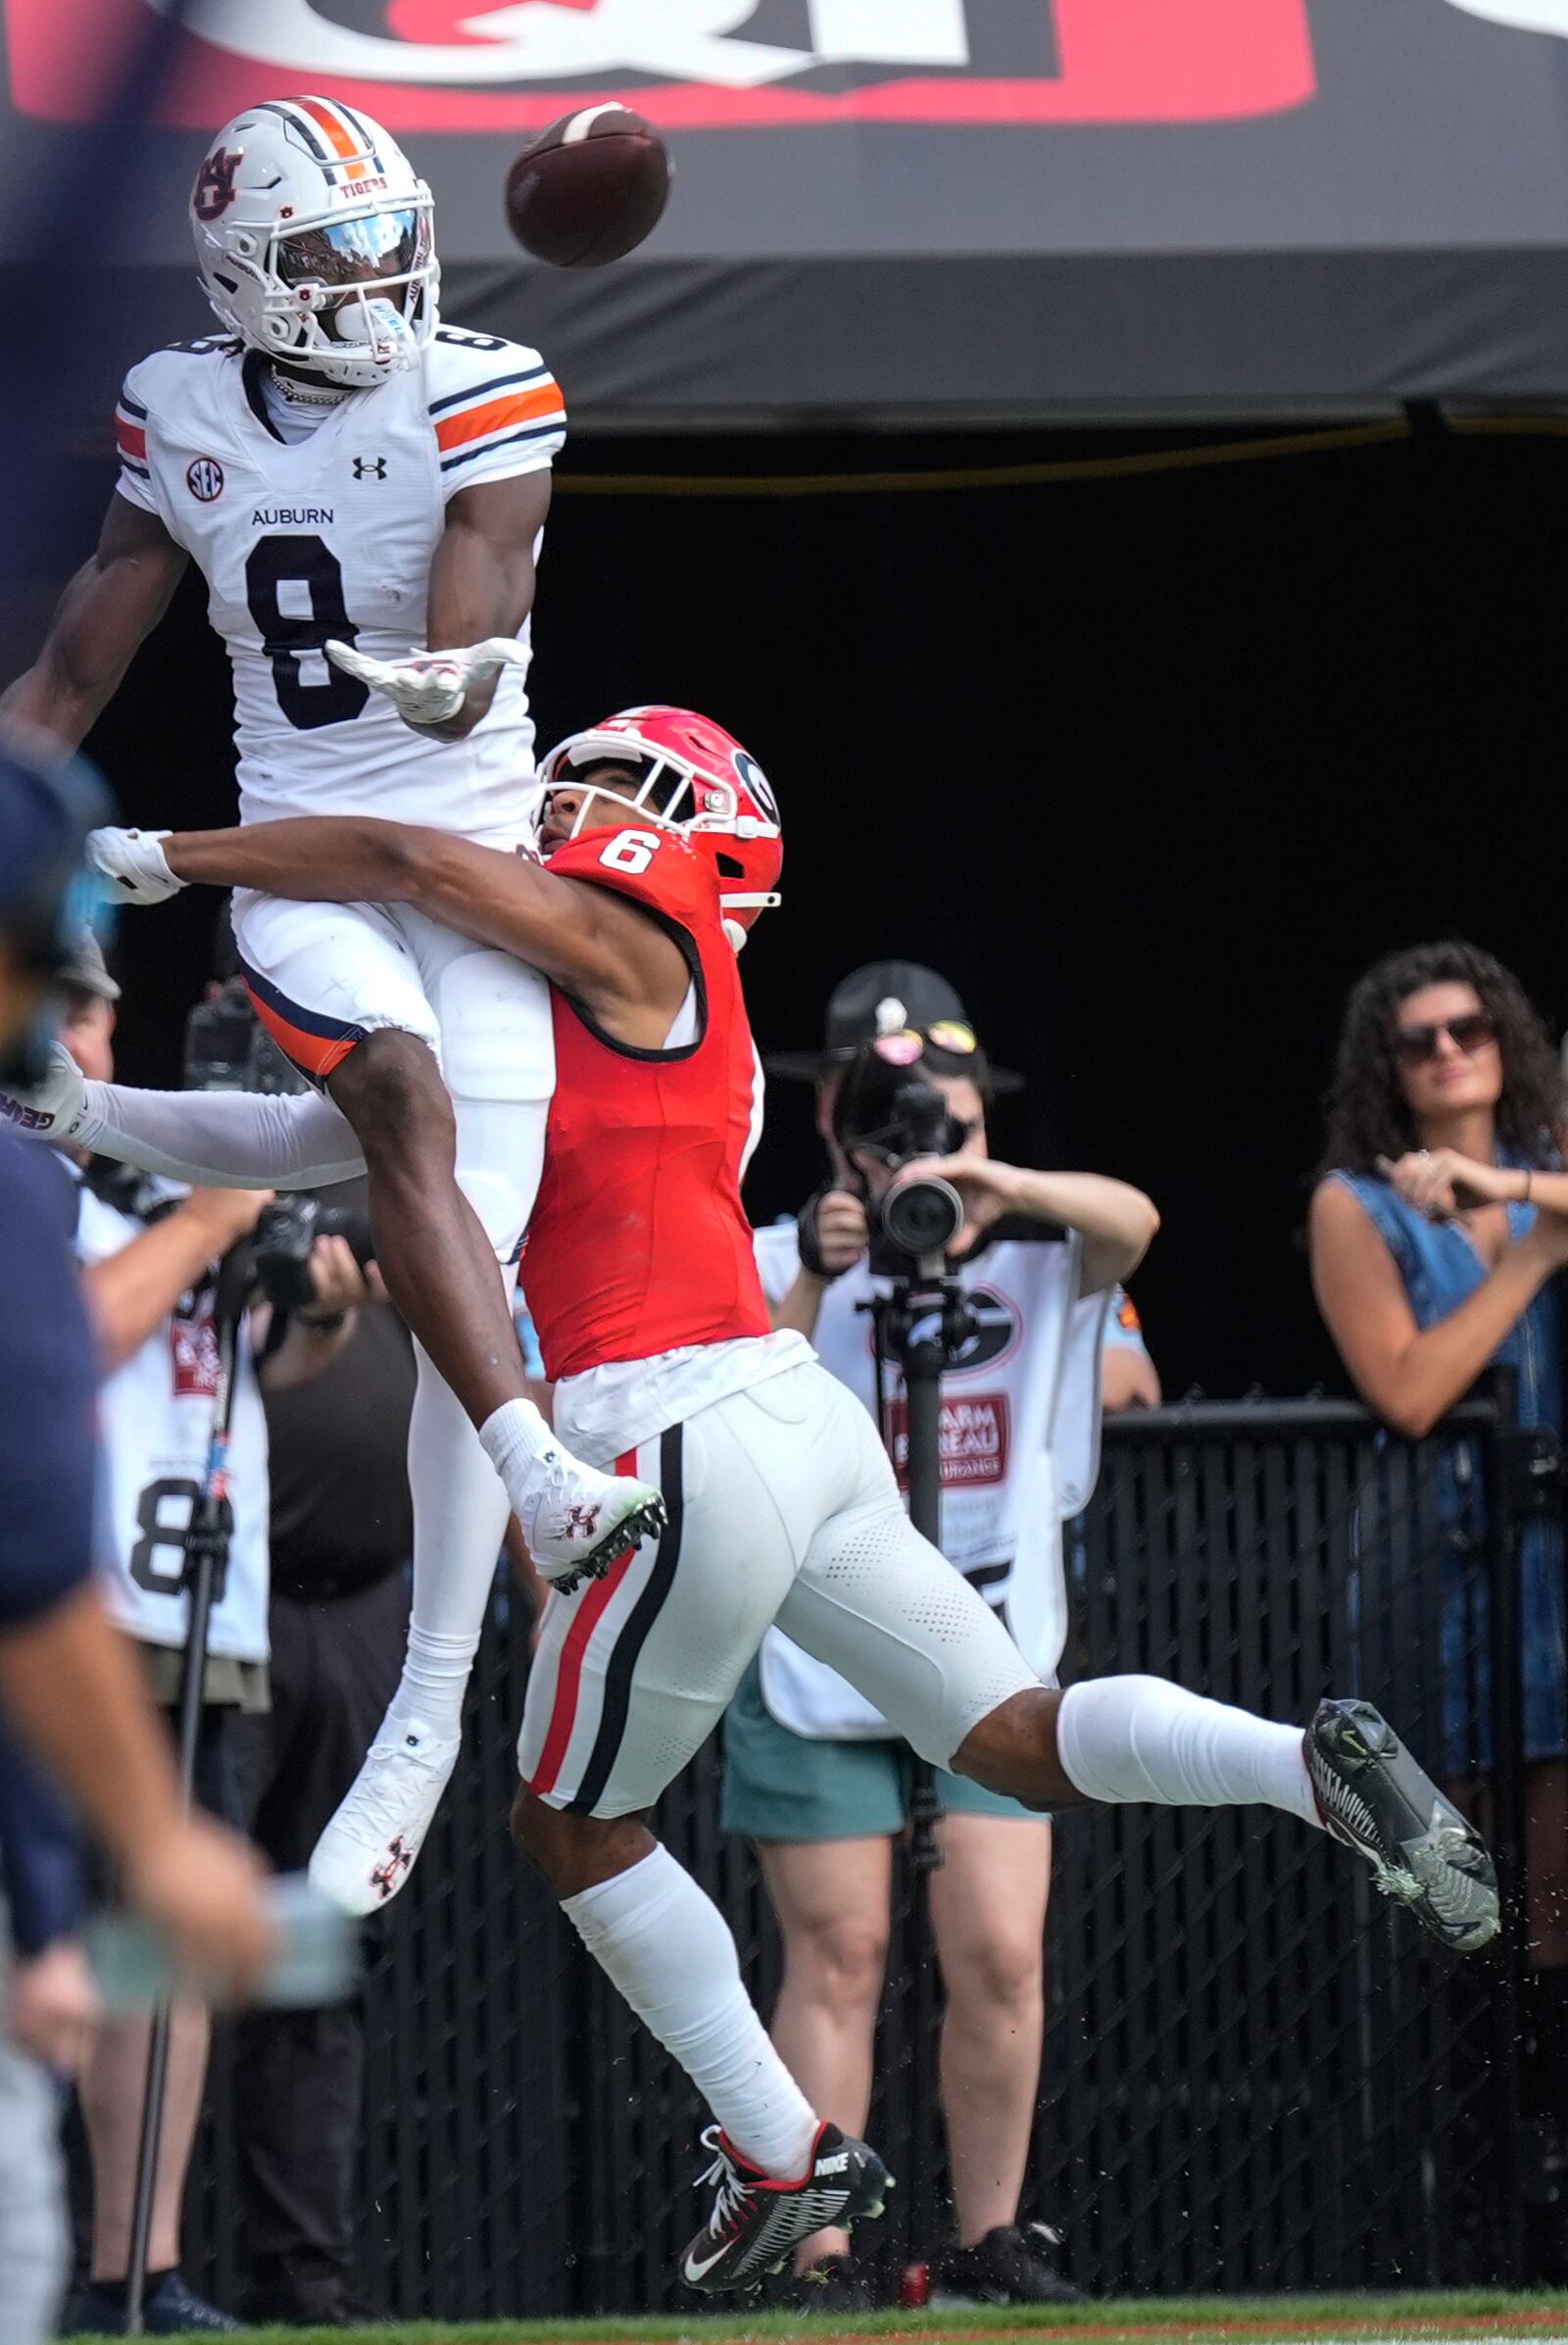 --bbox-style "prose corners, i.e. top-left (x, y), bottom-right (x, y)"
top-left (158, 816), bottom-right (656, 1002)
top-left (1, 494), bottom-right (187, 749)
